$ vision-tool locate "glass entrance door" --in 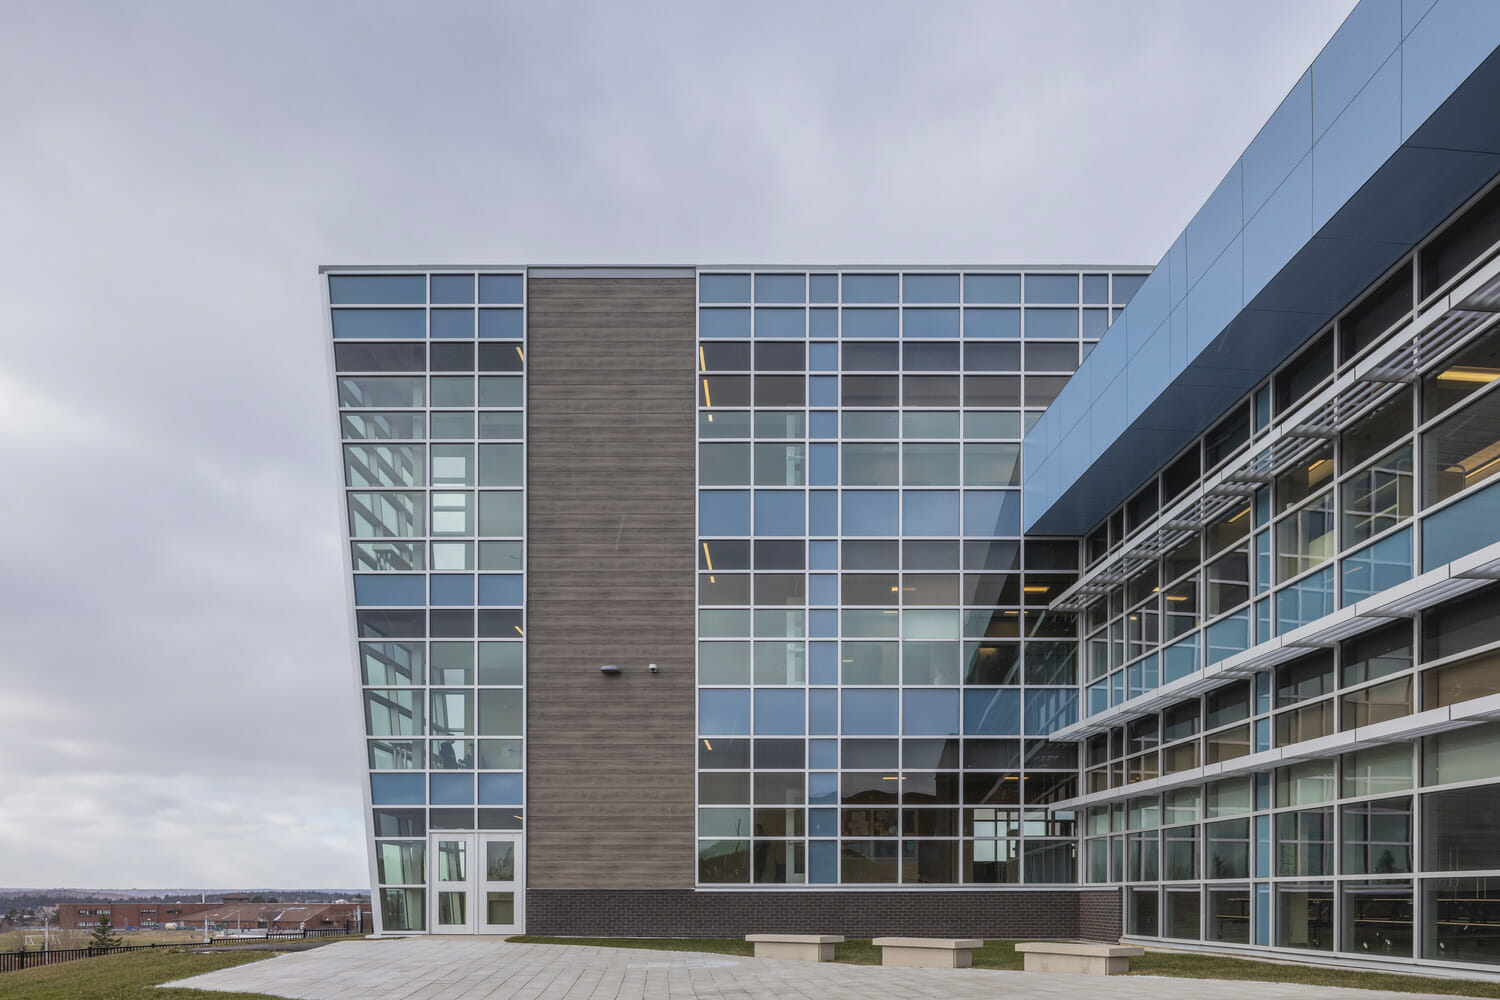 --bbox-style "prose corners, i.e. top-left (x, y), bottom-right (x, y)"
top-left (427, 833), bottom-right (524, 934)
top-left (429, 835), bottom-right (476, 934)
top-left (479, 834), bottom-right (524, 933)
